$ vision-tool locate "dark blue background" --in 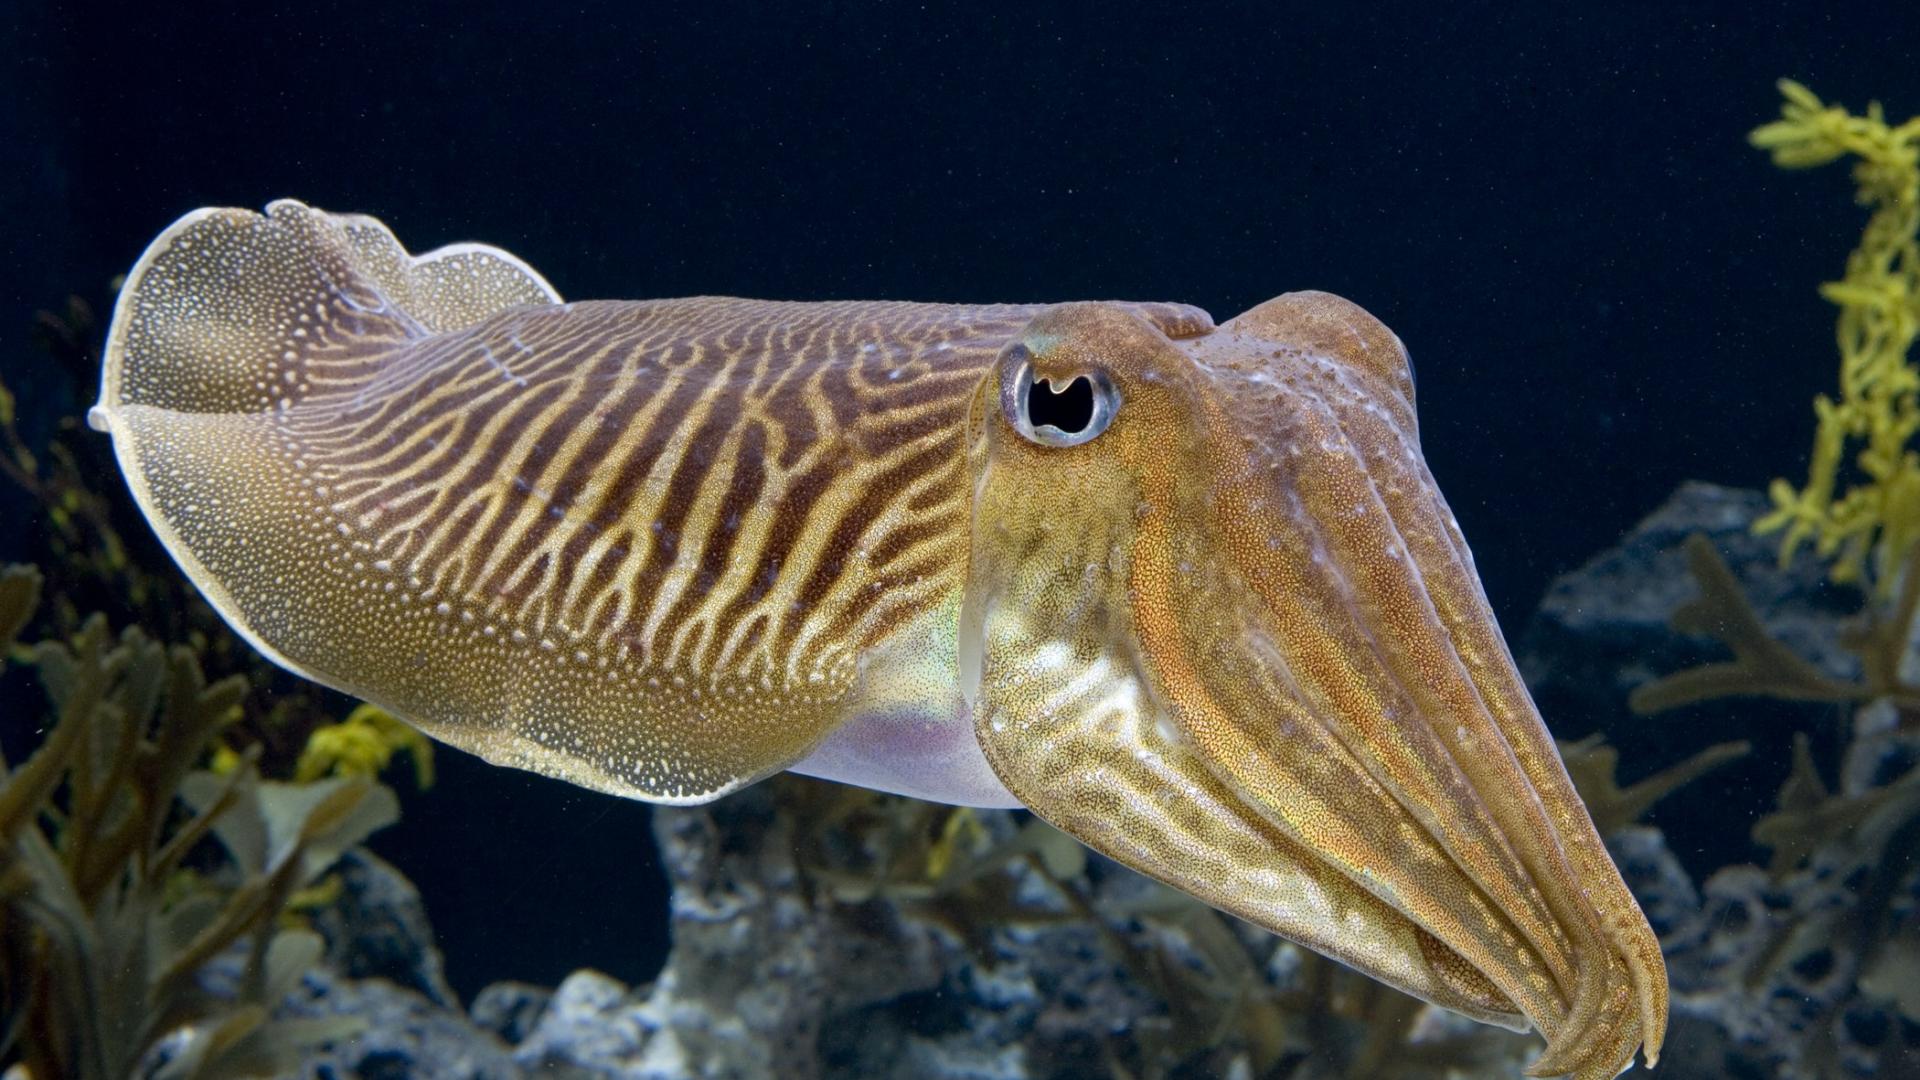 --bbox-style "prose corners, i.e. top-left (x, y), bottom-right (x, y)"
top-left (6, 0), bottom-right (1918, 1000)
